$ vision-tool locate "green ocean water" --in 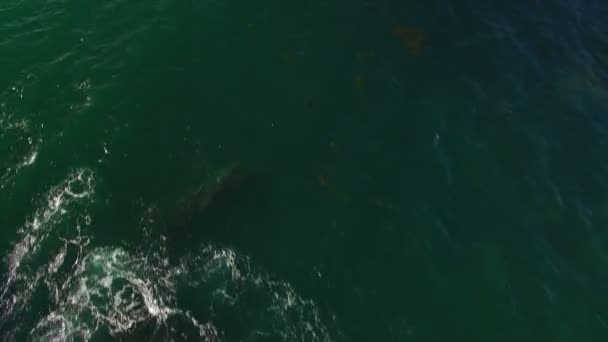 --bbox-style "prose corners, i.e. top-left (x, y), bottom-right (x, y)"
top-left (2, 0), bottom-right (608, 341)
